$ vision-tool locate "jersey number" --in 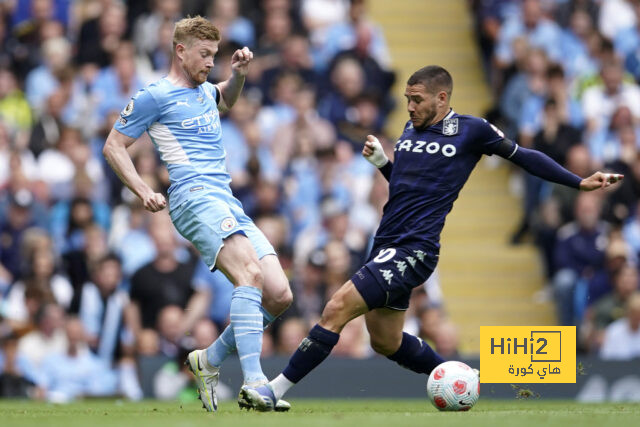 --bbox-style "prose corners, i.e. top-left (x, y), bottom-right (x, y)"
top-left (374, 248), bottom-right (396, 263)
